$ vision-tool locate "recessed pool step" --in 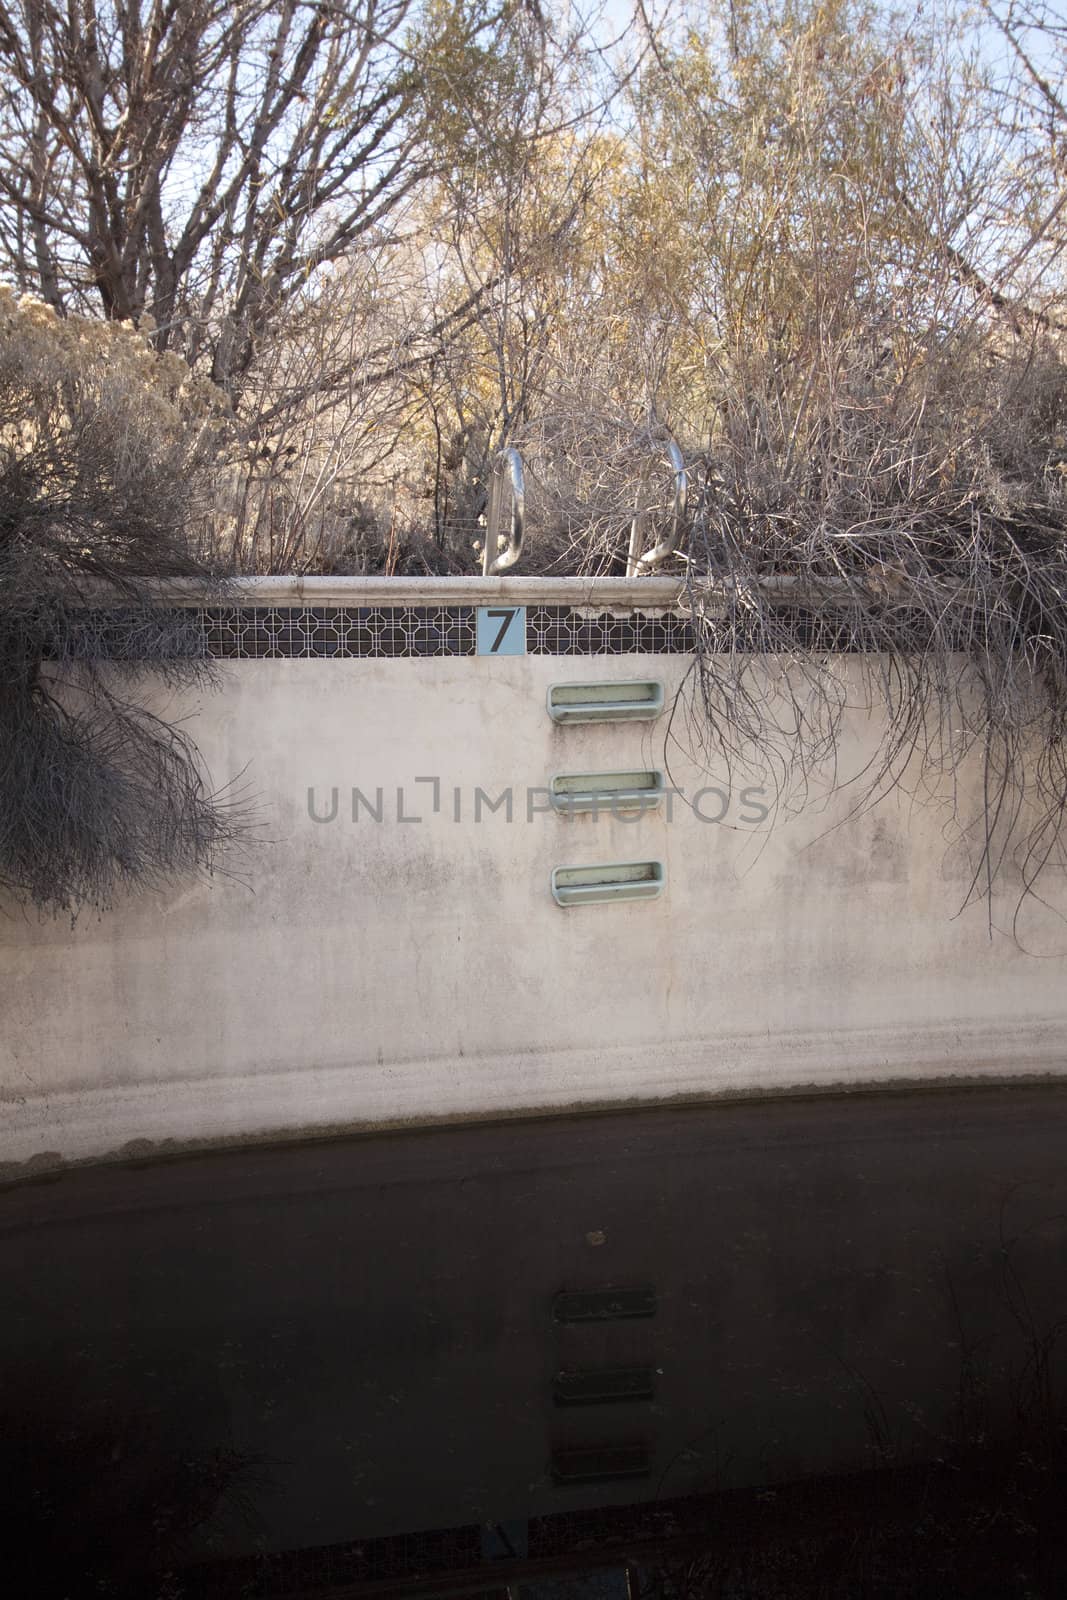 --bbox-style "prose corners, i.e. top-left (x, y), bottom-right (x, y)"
top-left (547, 680), bottom-right (664, 724)
top-left (553, 1366), bottom-right (655, 1406)
top-left (551, 861), bottom-right (665, 907)
top-left (551, 1444), bottom-right (651, 1483)
top-left (553, 1287), bottom-right (657, 1323)
top-left (550, 770), bottom-right (665, 814)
